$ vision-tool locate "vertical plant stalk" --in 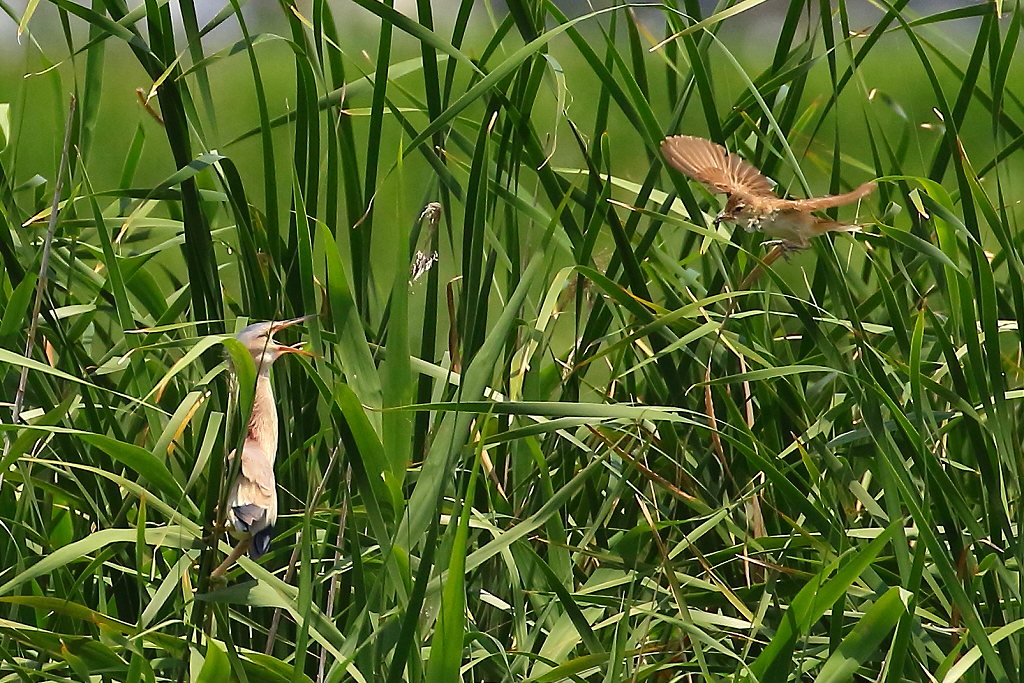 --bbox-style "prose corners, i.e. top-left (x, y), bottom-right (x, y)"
top-left (2, 95), bottom-right (76, 488)
top-left (263, 446), bottom-right (345, 656)
top-left (316, 465), bottom-right (351, 683)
